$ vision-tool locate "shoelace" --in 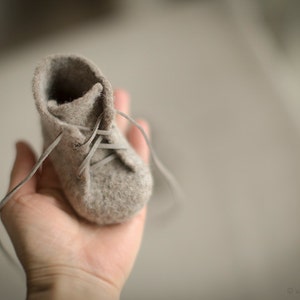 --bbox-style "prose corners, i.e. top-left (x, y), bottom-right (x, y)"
top-left (0, 110), bottom-right (183, 211)
top-left (0, 110), bottom-right (183, 273)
